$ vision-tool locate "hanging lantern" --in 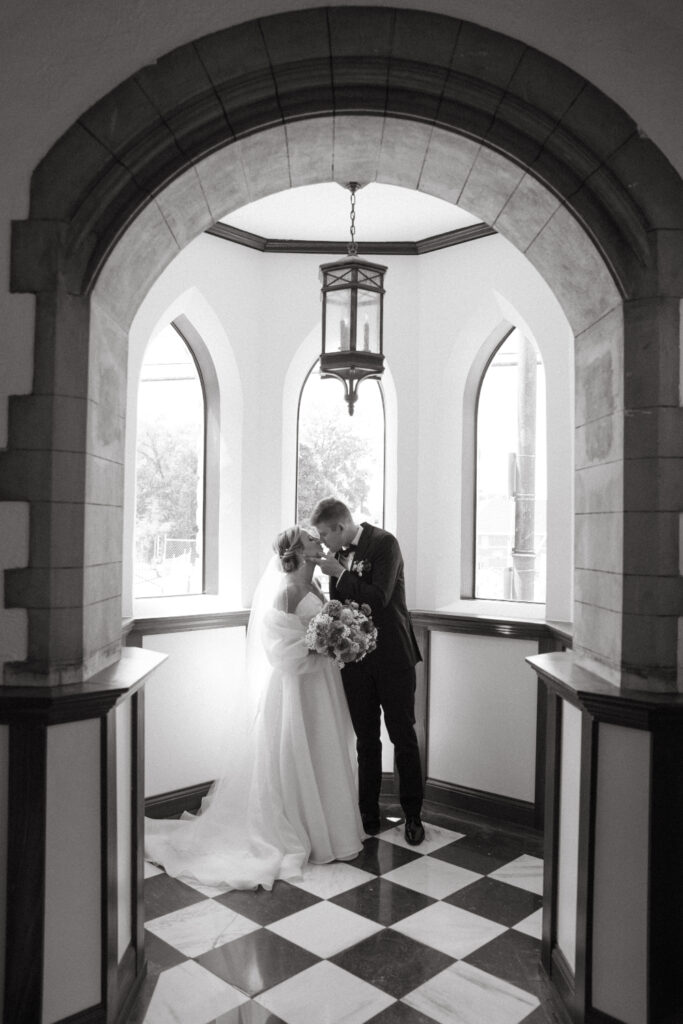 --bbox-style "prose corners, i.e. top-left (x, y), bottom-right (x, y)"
top-left (319, 183), bottom-right (387, 415)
